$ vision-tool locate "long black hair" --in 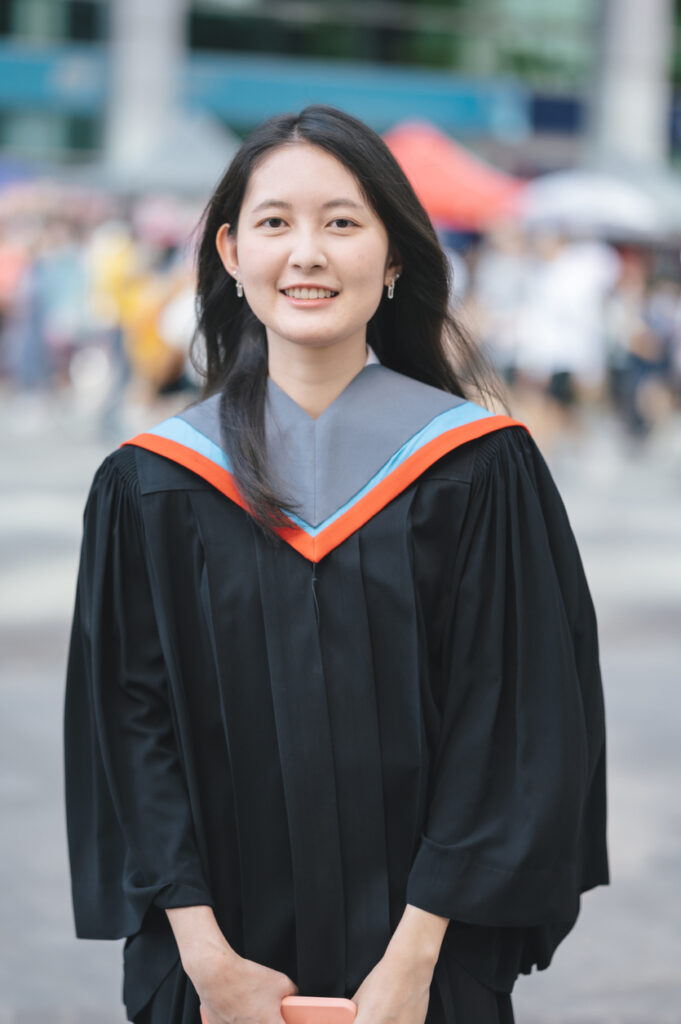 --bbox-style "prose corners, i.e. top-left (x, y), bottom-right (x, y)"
top-left (193, 104), bottom-right (502, 535)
